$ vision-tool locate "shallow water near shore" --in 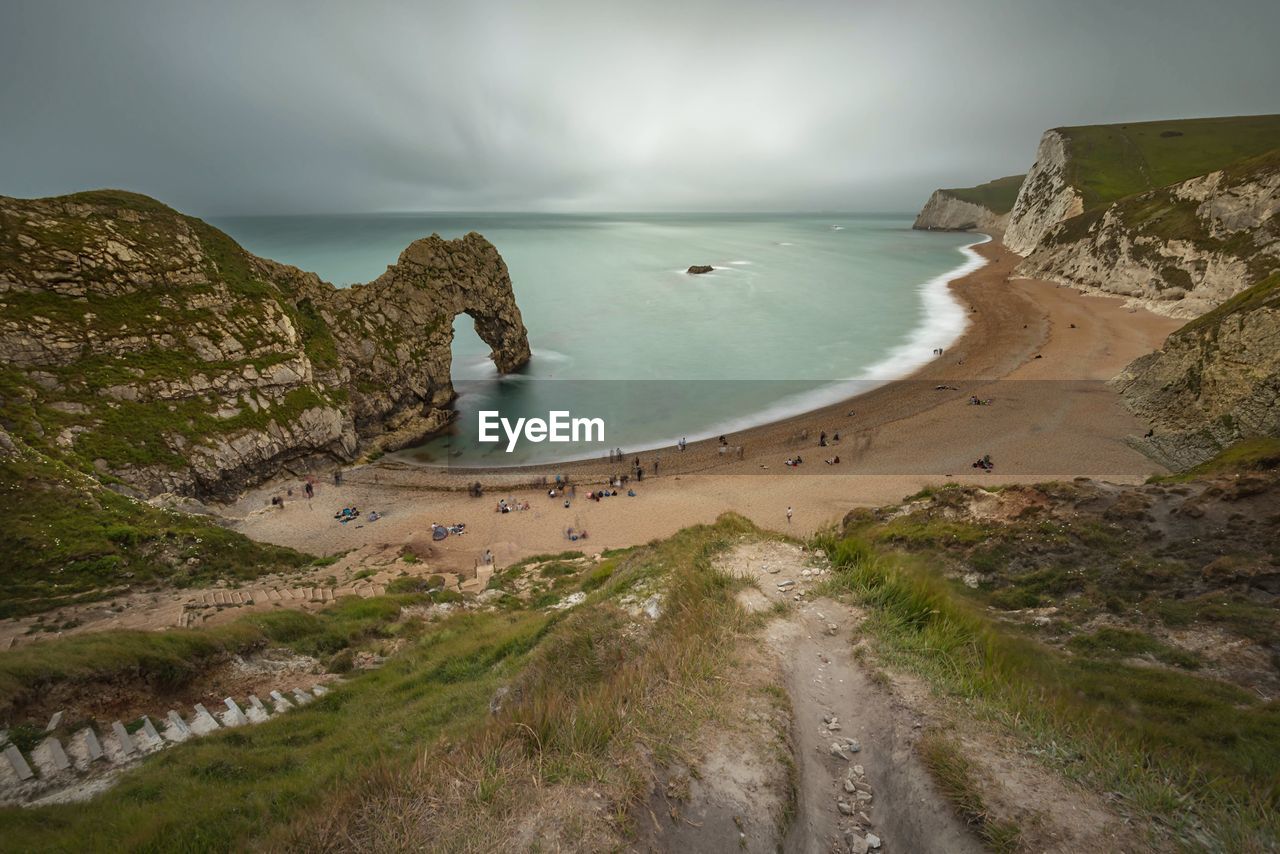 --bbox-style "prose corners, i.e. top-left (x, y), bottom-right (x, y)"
top-left (213, 213), bottom-right (980, 465)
